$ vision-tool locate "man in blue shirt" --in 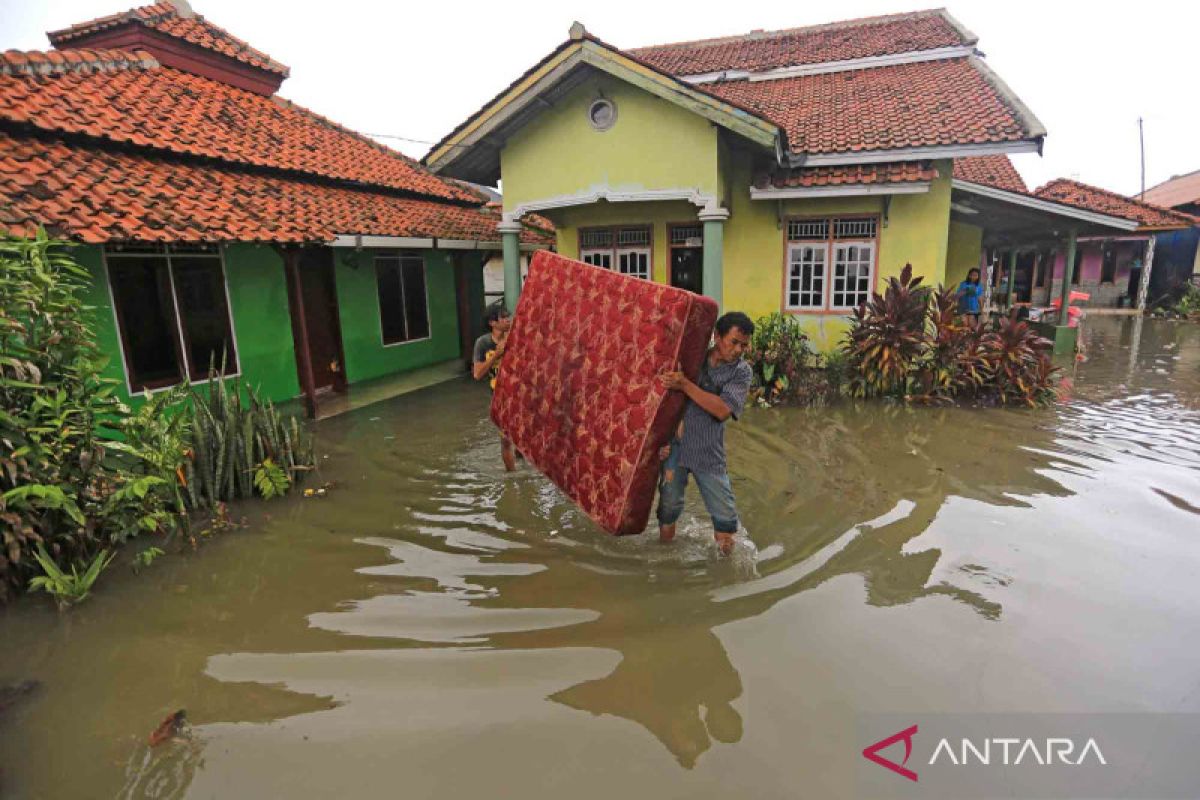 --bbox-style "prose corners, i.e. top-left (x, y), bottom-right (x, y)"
top-left (657, 311), bottom-right (754, 556)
